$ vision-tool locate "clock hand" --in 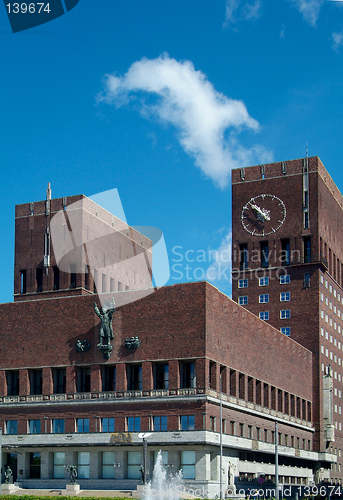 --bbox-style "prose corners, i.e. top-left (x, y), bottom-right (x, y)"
top-left (251, 204), bottom-right (271, 222)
